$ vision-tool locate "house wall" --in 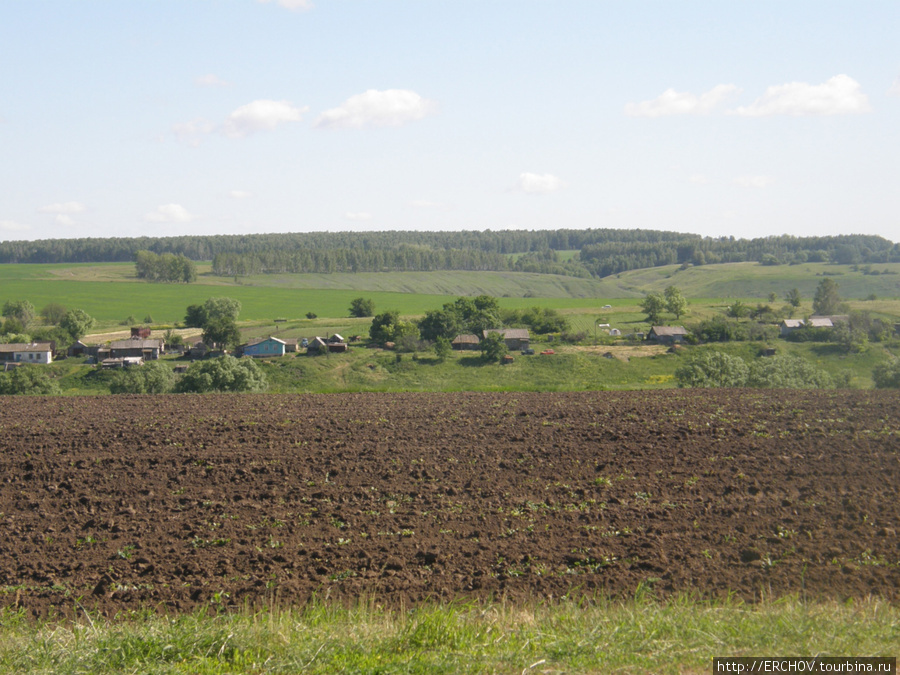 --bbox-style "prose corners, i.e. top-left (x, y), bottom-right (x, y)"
top-left (14, 350), bottom-right (52, 364)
